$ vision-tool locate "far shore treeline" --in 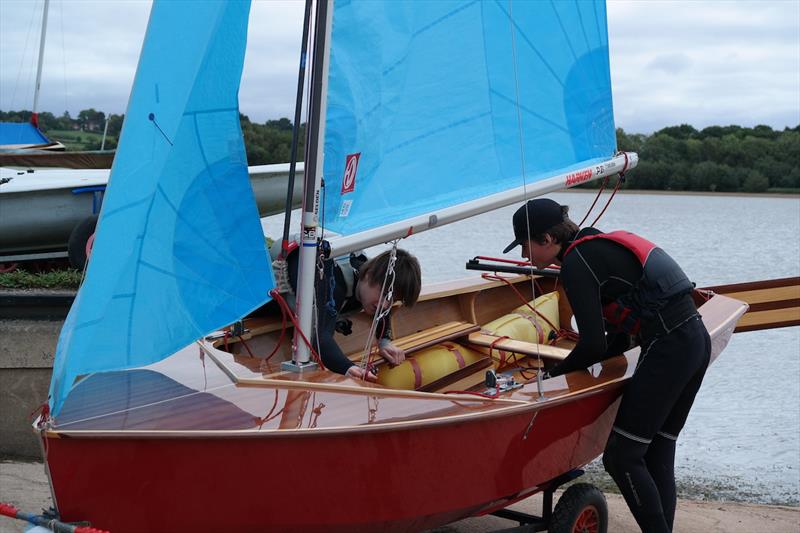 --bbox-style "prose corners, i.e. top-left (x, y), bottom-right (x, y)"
top-left (2, 109), bottom-right (798, 194)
